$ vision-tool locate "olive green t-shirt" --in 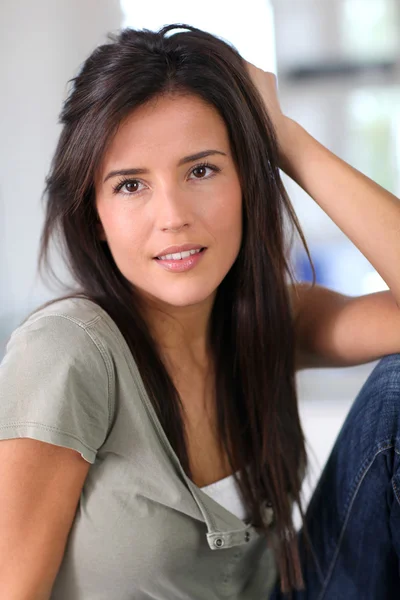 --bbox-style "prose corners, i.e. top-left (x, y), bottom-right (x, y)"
top-left (0, 298), bottom-right (277, 599)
